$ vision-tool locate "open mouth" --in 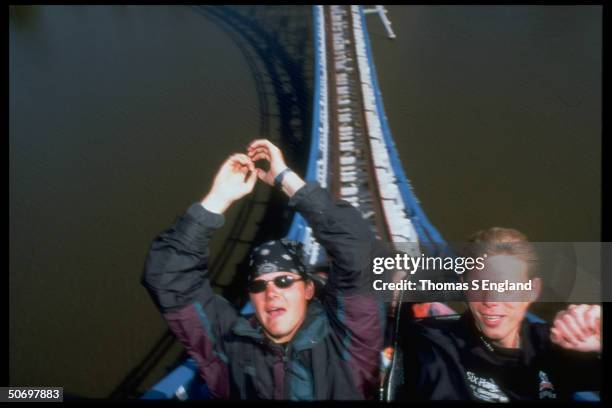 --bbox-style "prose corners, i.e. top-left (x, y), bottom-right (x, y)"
top-left (266, 307), bottom-right (286, 319)
top-left (481, 314), bottom-right (505, 327)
